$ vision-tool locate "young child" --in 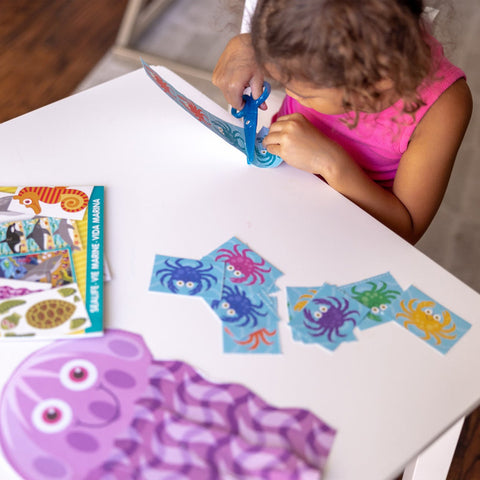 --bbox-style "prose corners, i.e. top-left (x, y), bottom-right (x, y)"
top-left (213, 0), bottom-right (472, 244)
